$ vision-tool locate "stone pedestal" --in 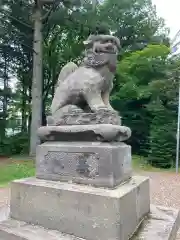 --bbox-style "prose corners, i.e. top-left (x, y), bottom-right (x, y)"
top-left (0, 125), bottom-right (179, 239)
top-left (0, 153), bottom-right (179, 239)
top-left (10, 176), bottom-right (150, 240)
top-left (36, 142), bottom-right (132, 188)
top-left (0, 205), bottom-right (179, 240)
top-left (38, 124), bottom-right (131, 142)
